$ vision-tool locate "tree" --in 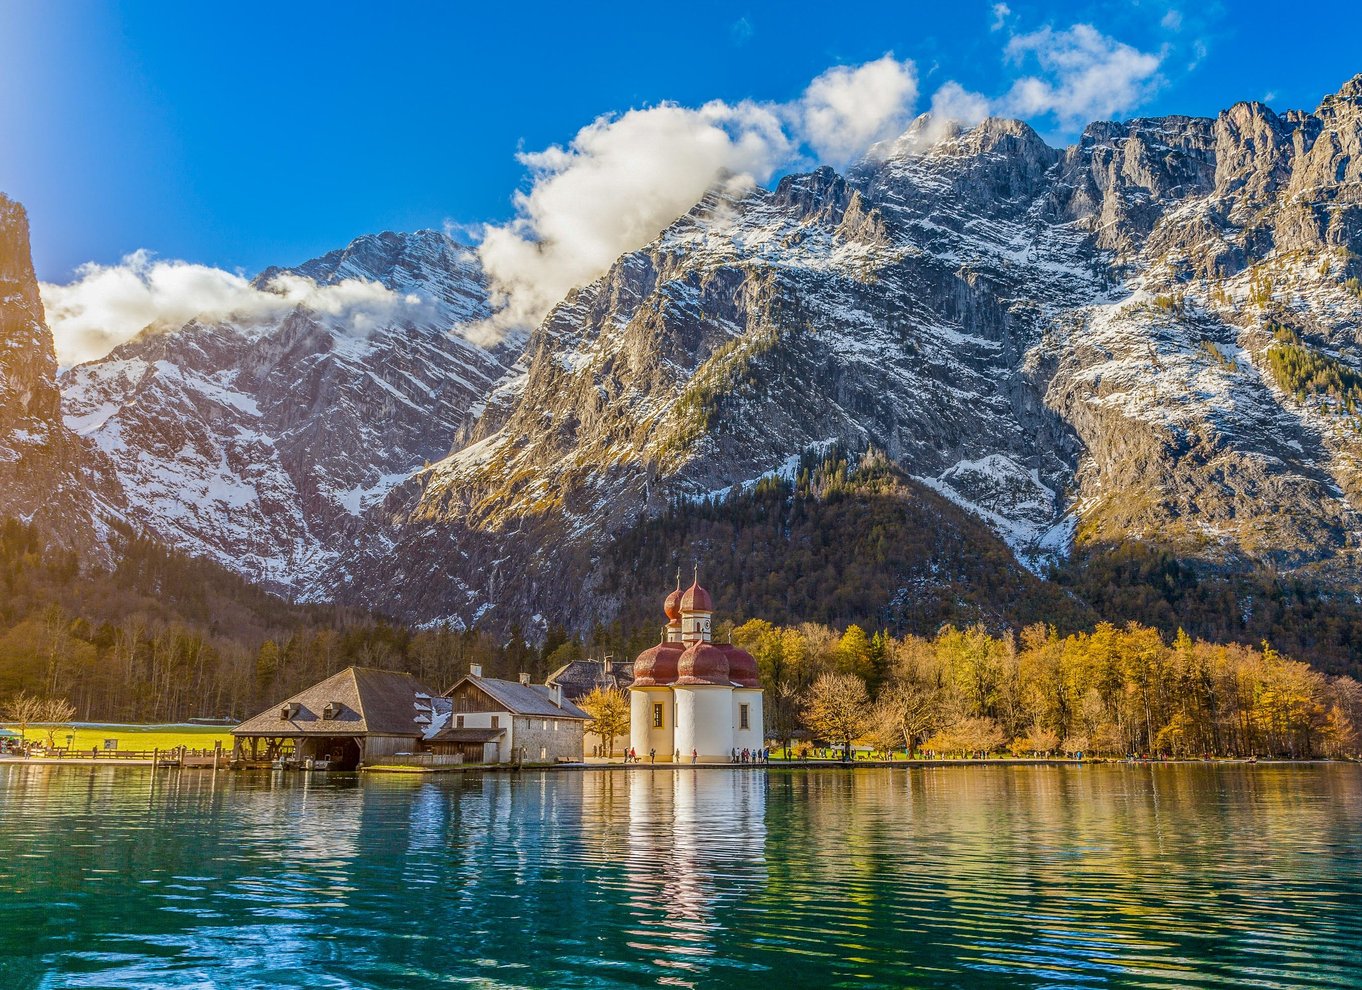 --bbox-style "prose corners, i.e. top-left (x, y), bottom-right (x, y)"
top-left (802, 672), bottom-right (872, 759)
top-left (834, 625), bottom-right (874, 682)
top-left (925, 716), bottom-right (1005, 757)
top-left (1018, 724), bottom-right (1059, 756)
top-left (579, 686), bottom-right (630, 759)
top-left (766, 680), bottom-right (804, 758)
top-left (873, 681), bottom-right (939, 755)
top-left (39, 697), bottom-right (77, 749)
top-left (1, 691), bottom-right (44, 743)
